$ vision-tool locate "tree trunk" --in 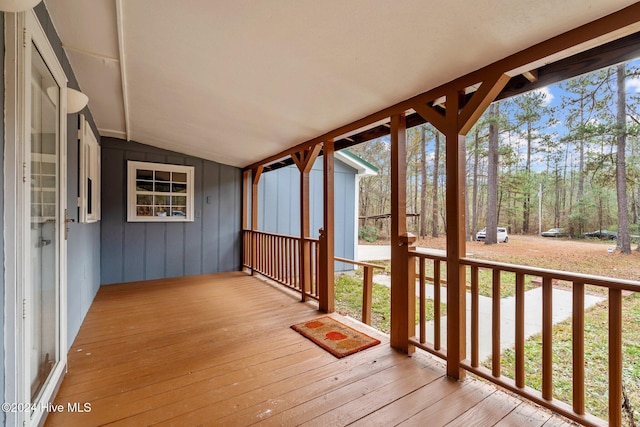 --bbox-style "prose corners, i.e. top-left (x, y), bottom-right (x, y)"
top-left (472, 128), bottom-right (480, 241)
top-left (615, 64), bottom-right (631, 253)
top-left (577, 95), bottom-right (585, 200)
top-left (431, 132), bottom-right (440, 237)
top-left (486, 103), bottom-right (499, 245)
top-left (637, 183), bottom-right (640, 251)
top-left (523, 121), bottom-right (532, 234)
top-left (419, 126), bottom-right (427, 237)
